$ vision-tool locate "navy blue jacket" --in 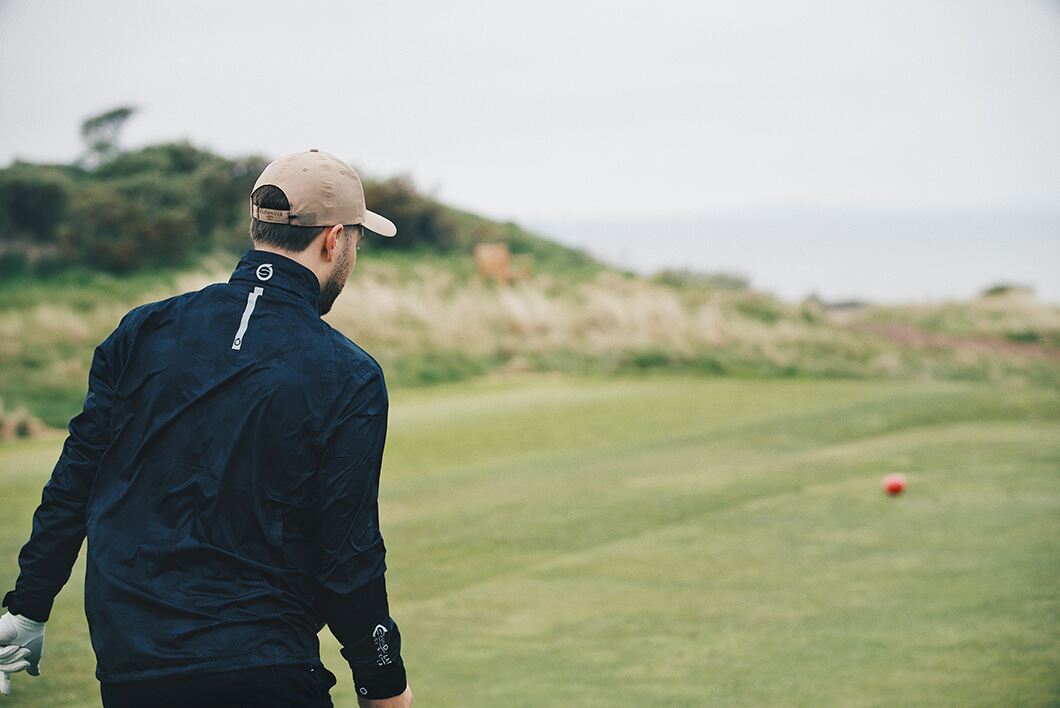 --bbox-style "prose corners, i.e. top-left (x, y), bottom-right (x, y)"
top-left (4, 250), bottom-right (393, 682)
